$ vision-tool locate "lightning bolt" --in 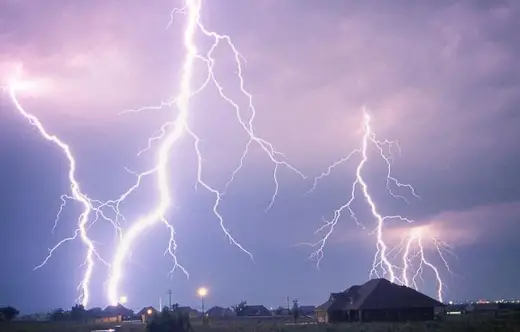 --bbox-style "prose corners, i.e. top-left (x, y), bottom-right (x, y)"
top-left (305, 109), bottom-right (452, 302)
top-left (106, 0), bottom-right (304, 305)
top-left (401, 227), bottom-right (457, 302)
top-left (1, 80), bottom-right (102, 307)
